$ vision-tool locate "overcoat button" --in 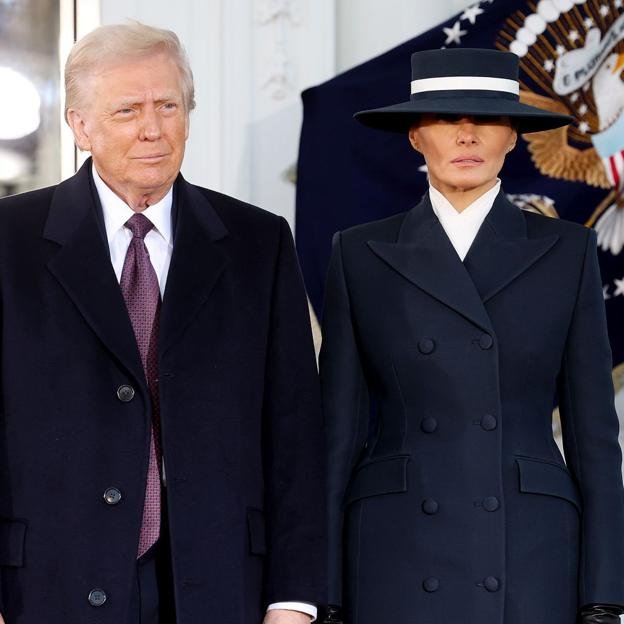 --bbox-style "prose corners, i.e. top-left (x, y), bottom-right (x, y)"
top-left (481, 414), bottom-right (497, 431)
top-left (423, 577), bottom-right (440, 592)
top-left (479, 334), bottom-right (494, 350)
top-left (421, 417), bottom-right (438, 433)
top-left (418, 338), bottom-right (436, 354)
top-left (422, 499), bottom-right (439, 515)
top-left (117, 384), bottom-right (135, 402)
top-left (103, 487), bottom-right (122, 505)
top-left (484, 576), bottom-right (500, 592)
top-left (483, 496), bottom-right (500, 512)
top-left (88, 588), bottom-right (107, 607)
